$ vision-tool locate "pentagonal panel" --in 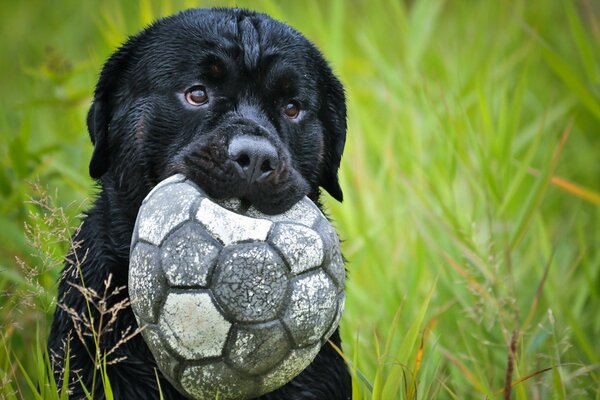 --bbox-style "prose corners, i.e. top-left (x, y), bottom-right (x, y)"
top-left (137, 182), bottom-right (200, 246)
top-left (159, 291), bottom-right (231, 360)
top-left (282, 271), bottom-right (337, 347)
top-left (212, 244), bottom-right (288, 323)
top-left (160, 222), bottom-right (220, 287)
top-left (225, 321), bottom-right (290, 376)
top-left (195, 199), bottom-right (272, 245)
top-left (269, 223), bottom-right (324, 274)
top-left (181, 362), bottom-right (258, 400)
top-left (260, 343), bottom-right (321, 394)
top-left (129, 242), bottom-right (164, 324)
top-left (245, 196), bottom-right (321, 227)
